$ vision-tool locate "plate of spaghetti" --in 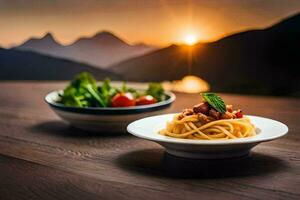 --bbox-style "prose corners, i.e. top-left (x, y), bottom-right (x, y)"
top-left (127, 93), bottom-right (288, 159)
